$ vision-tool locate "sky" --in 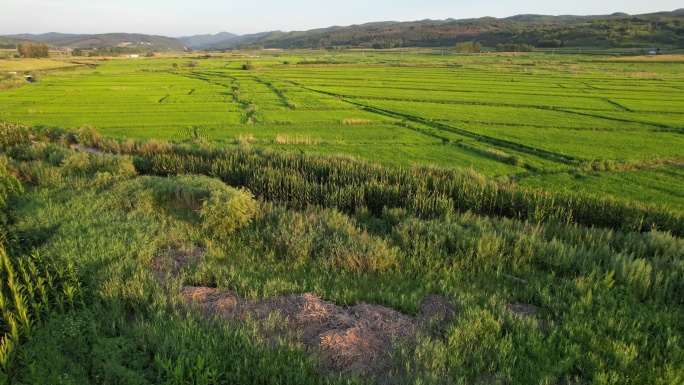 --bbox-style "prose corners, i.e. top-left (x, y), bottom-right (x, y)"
top-left (1, 0), bottom-right (682, 37)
